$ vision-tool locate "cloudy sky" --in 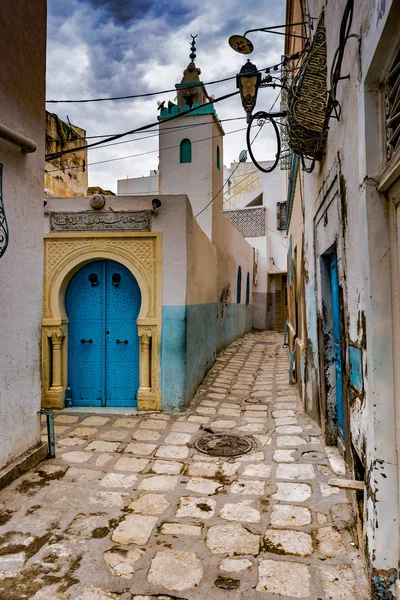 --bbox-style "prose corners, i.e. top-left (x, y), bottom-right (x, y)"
top-left (46, 0), bottom-right (285, 192)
